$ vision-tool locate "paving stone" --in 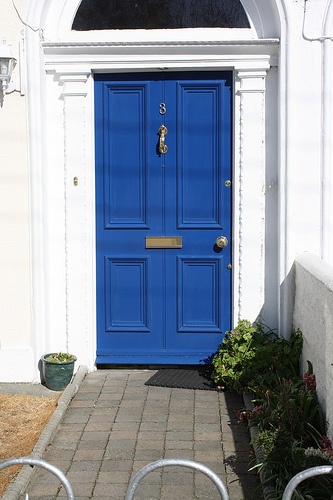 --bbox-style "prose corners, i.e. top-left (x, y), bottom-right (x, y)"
top-left (100, 459), bottom-right (133, 472)
top-left (76, 439), bottom-right (107, 450)
top-left (163, 449), bottom-right (194, 460)
top-left (165, 430), bottom-right (193, 441)
top-left (164, 440), bottom-right (193, 450)
top-left (92, 481), bottom-right (128, 498)
top-left (139, 421), bottom-right (167, 432)
top-left (79, 431), bottom-right (110, 445)
top-left (59, 481), bottom-right (95, 497)
top-left (131, 482), bottom-right (161, 499)
top-left (194, 450), bottom-right (225, 462)
top-left (104, 447), bottom-right (135, 460)
top-left (66, 470), bottom-right (99, 483)
top-left (68, 460), bottom-right (102, 472)
top-left (160, 483), bottom-right (194, 498)
top-left (134, 449), bottom-right (164, 461)
top-left (166, 421), bottom-right (193, 431)
top-left (193, 440), bottom-right (223, 451)
top-left (84, 419), bottom-right (113, 431)
top-left (72, 448), bottom-right (105, 461)
top-left (136, 440), bottom-right (165, 450)
top-left (111, 421), bottom-right (140, 431)
top-left (108, 429), bottom-right (138, 440)
top-left (137, 431), bottom-right (165, 441)
top-left (44, 447), bottom-right (76, 462)
top-left (23, 370), bottom-right (258, 500)
top-left (96, 469), bottom-right (131, 484)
